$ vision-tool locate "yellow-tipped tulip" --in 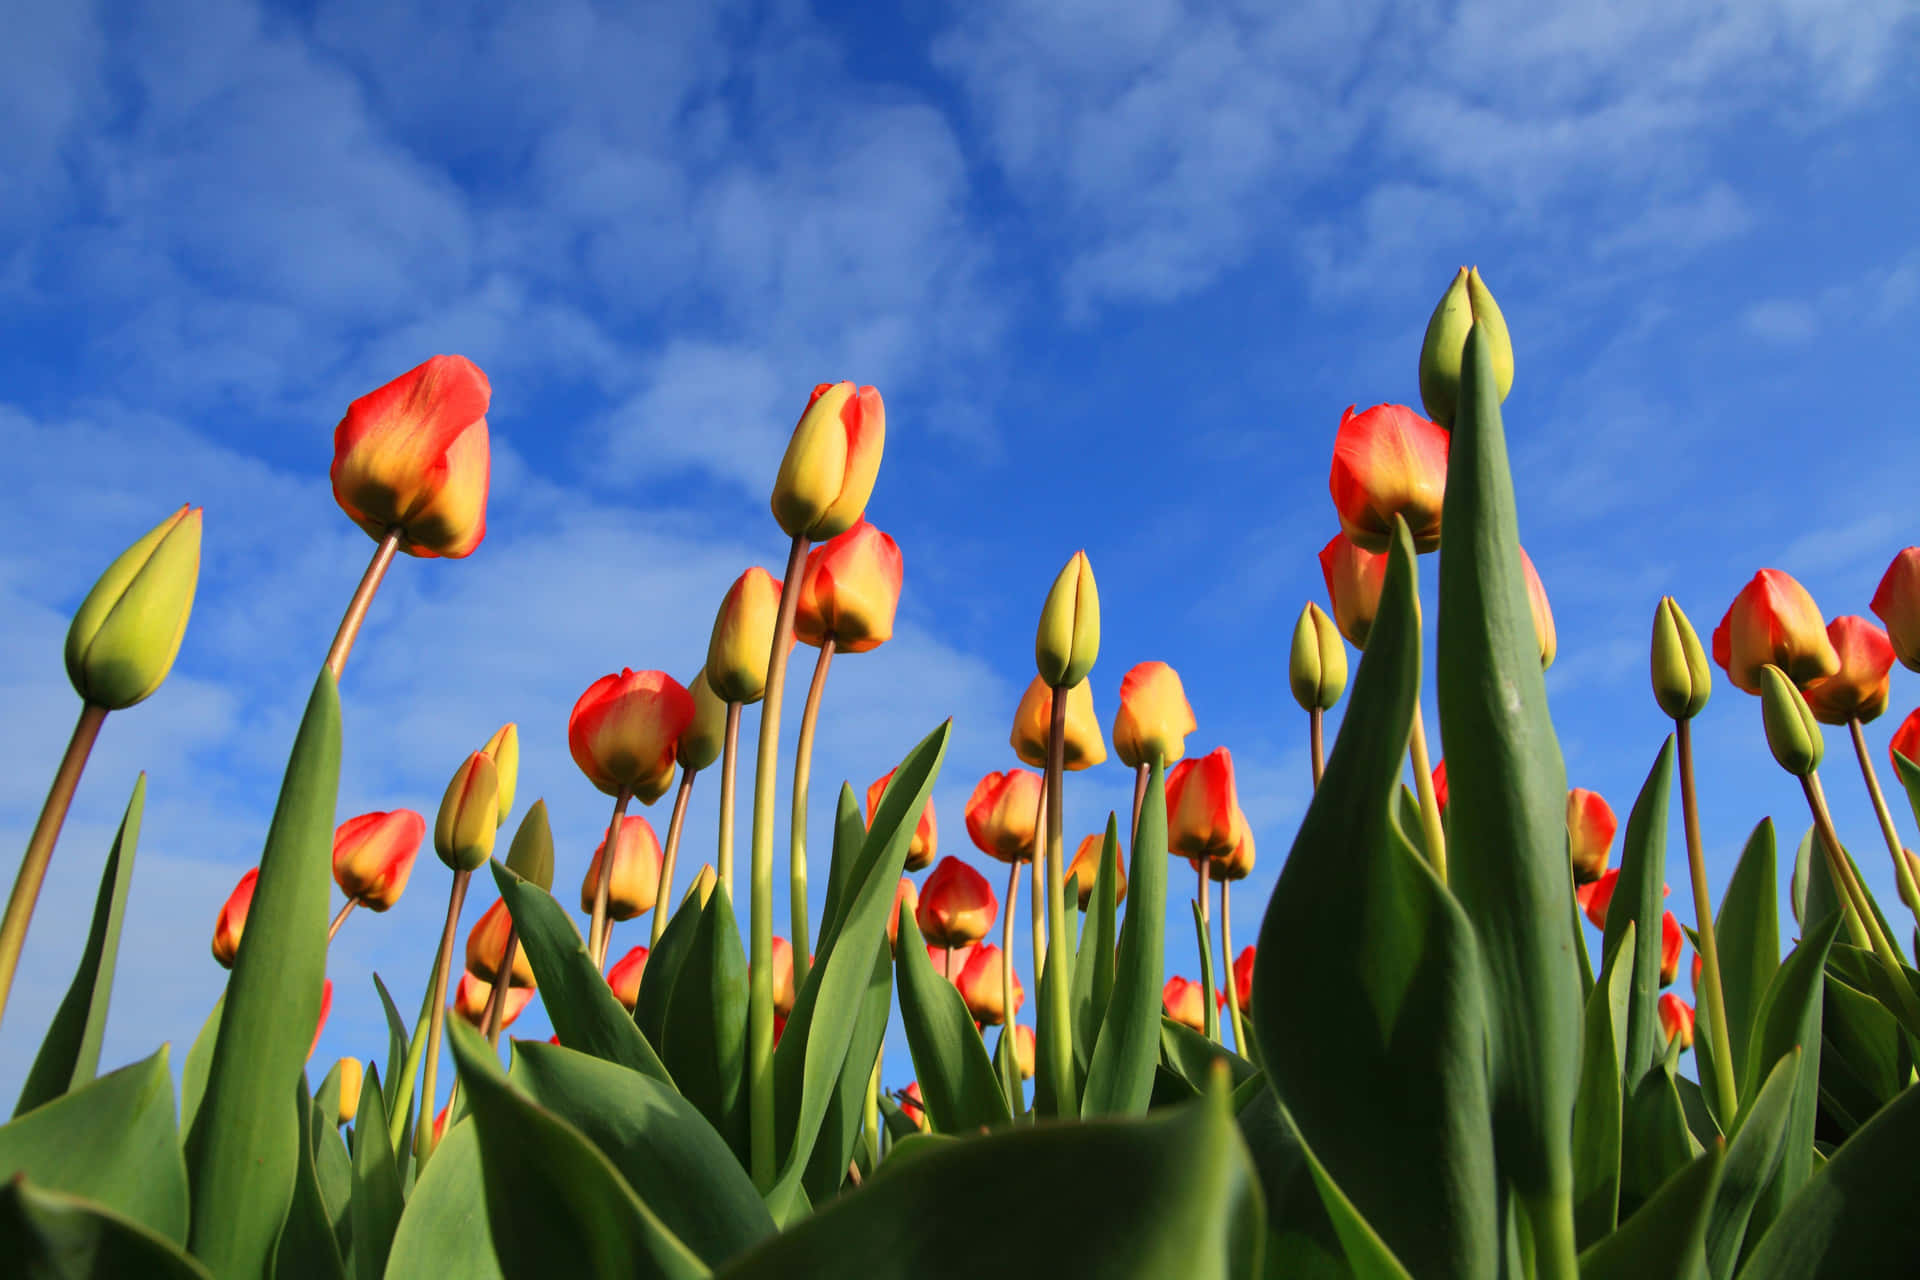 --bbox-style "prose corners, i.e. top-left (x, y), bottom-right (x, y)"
top-left (677, 668), bottom-right (727, 772)
top-left (480, 724), bottom-right (519, 826)
top-left (504, 799), bottom-right (554, 891)
top-left (688, 864), bottom-right (719, 908)
top-left (707, 567), bottom-right (788, 705)
top-left (1520, 548), bottom-right (1556, 671)
top-left (1010, 676), bottom-right (1107, 771)
top-left (64, 505), bottom-right (203, 710)
top-left (771, 382), bottom-right (886, 541)
top-left (1112, 662), bottom-right (1197, 768)
top-left (1418, 266), bottom-right (1513, 430)
top-left (1067, 832), bottom-right (1127, 908)
top-left (1288, 603), bottom-right (1347, 712)
top-left (336, 1058), bottom-right (364, 1126)
top-left (434, 752), bottom-right (500, 872)
top-left (1035, 551), bottom-right (1100, 689)
top-left (1651, 597), bottom-right (1711, 720)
